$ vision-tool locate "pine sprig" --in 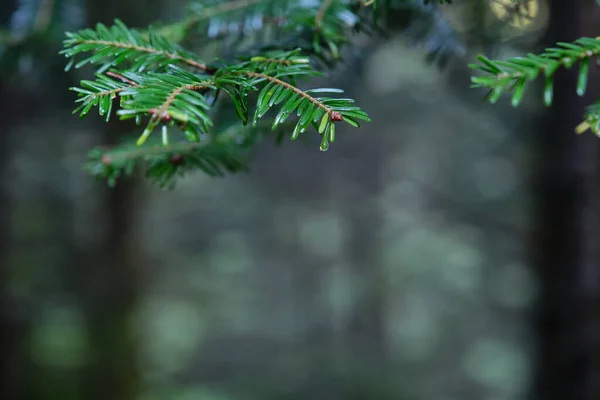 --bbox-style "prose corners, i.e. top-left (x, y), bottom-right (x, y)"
top-left (71, 71), bottom-right (142, 121)
top-left (155, 0), bottom-right (372, 66)
top-left (116, 66), bottom-right (217, 145)
top-left (68, 42), bottom-right (371, 155)
top-left (61, 19), bottom-right (214, 74)
top-left (469, 37), bottom-right (600, 107)
top-left (63, 14), bottom-right (372, 186)
top-left (244, 71), bottom-right (368, 151)
top-left (219, 51), bottom-right (371, 150)
top-left (56, 0), bottom-right (546, 187)
top-left (155, 0), bottom-right (280, 42)
top-left (86, 121), bottom-right (275, 188)
top-left (8, 0), bottom-right (587, 188)
top-left (61, 0), bottom-right (478, 187)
